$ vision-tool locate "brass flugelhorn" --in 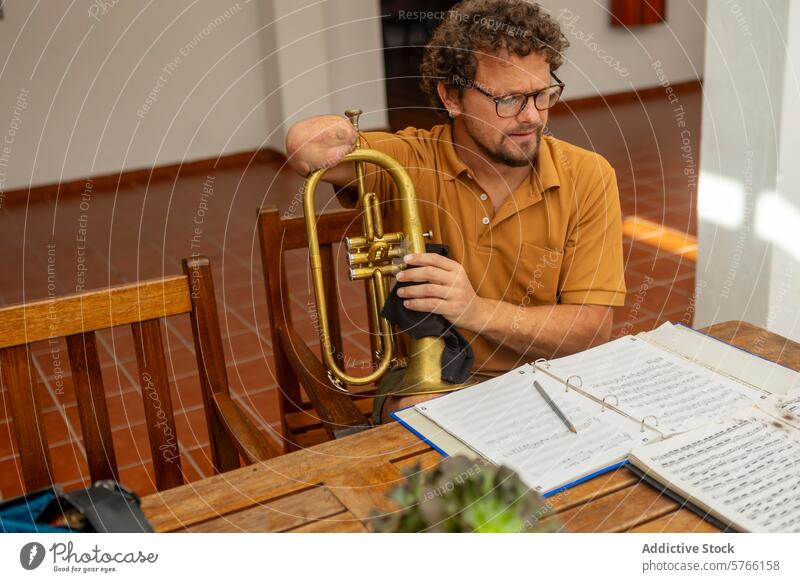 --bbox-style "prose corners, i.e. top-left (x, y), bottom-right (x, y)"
top-left (303, 108), bottom-right (463, 395)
